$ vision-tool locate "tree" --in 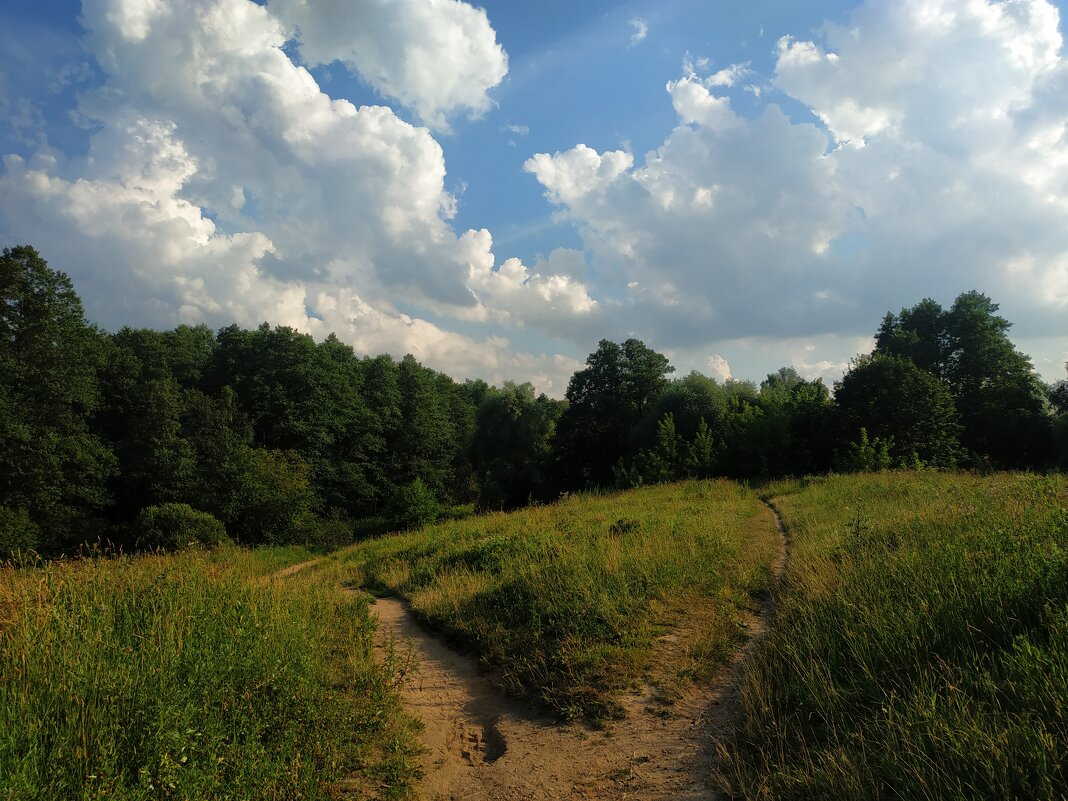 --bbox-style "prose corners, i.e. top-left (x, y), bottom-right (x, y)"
top-left (395, 354), bottom-right (459, 502)
top-left (875, 298), bottom-right (948, 377)
top-left (553, 339), bottom-right (674, 490)
top-left (470, 382), bottom-right (563, 508)
top-left (0, 246), bottom-right (115, 551)
top-left (1053, 363), bottom-right (1068, 469)
top-left (834, 353), bottom-right (961, 468)
top-left (944, 292), bottom-right (1051, 466)
top-left (630, 371), bottom-right (728, 453)
top-left (875, 292), bottom-right (1052, 467)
